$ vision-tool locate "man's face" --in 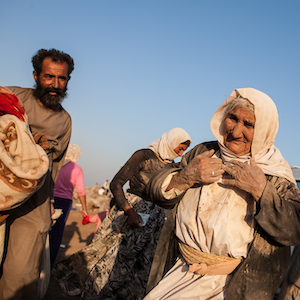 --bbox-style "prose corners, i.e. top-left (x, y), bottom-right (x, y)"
top-left (33, 57), bottom-right (69, 109)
